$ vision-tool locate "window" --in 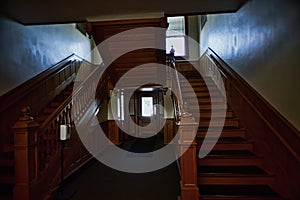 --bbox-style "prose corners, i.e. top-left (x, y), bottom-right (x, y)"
top-left (141, 97), bottom-right (153, 117)
top-left (166, 16), bottom-right (186, 57)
